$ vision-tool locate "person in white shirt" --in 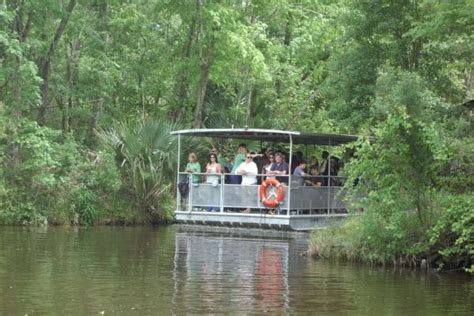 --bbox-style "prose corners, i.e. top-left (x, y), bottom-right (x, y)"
top-left (235, 154), bottom-right (258, 185)
top-left (235, 154), bottom-right (258, 213)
